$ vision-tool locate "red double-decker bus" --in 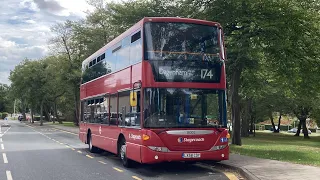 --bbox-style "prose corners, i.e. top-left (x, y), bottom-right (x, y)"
top-left (79, 17), bottom-right (229, 167)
